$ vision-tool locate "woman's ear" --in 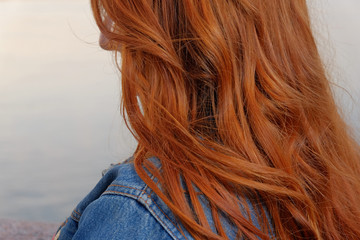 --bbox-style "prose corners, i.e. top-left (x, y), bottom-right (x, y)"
top-left (99, 15), bottom-right (117, 51)
top-left (99, 32), bottom-right (111, 50)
